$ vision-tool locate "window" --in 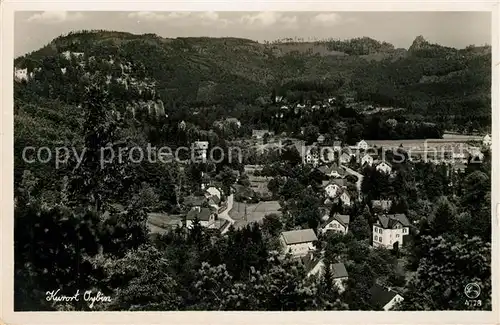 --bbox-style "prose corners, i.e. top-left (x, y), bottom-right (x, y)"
top-left (379, 228), bottom-right (383, 234)
top-left (396, 234), bottom-right (400, 238)
top-left (379, 237), bottom-right (382, 242)
top-left (403, 228), bottom-right (408, 234)
top-left (374, 235), bottom-right (378, 241)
